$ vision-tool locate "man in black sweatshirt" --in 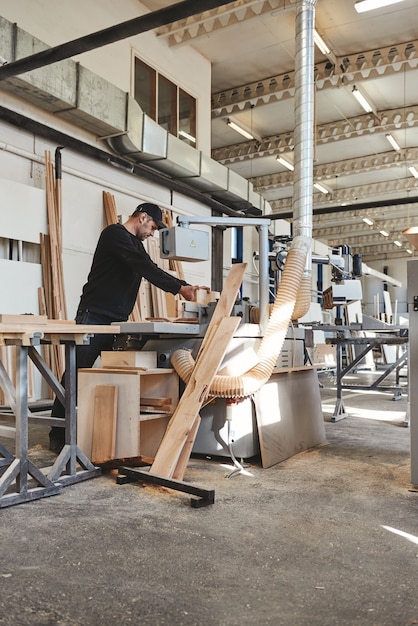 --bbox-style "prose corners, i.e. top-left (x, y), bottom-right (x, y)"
top-left (49, 202), bottom-right (204, 453)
